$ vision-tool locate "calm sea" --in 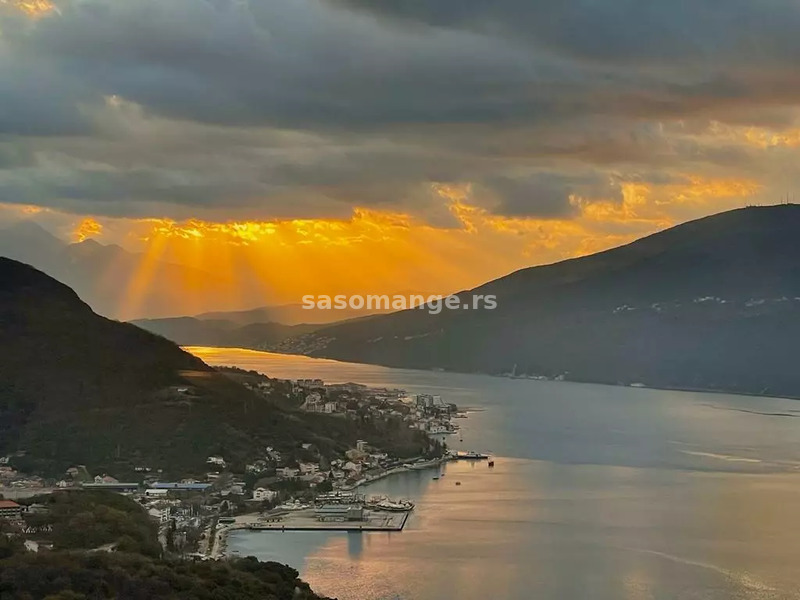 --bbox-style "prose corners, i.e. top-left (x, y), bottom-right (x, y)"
top-left (188, 347), bottom-right (800, 600)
